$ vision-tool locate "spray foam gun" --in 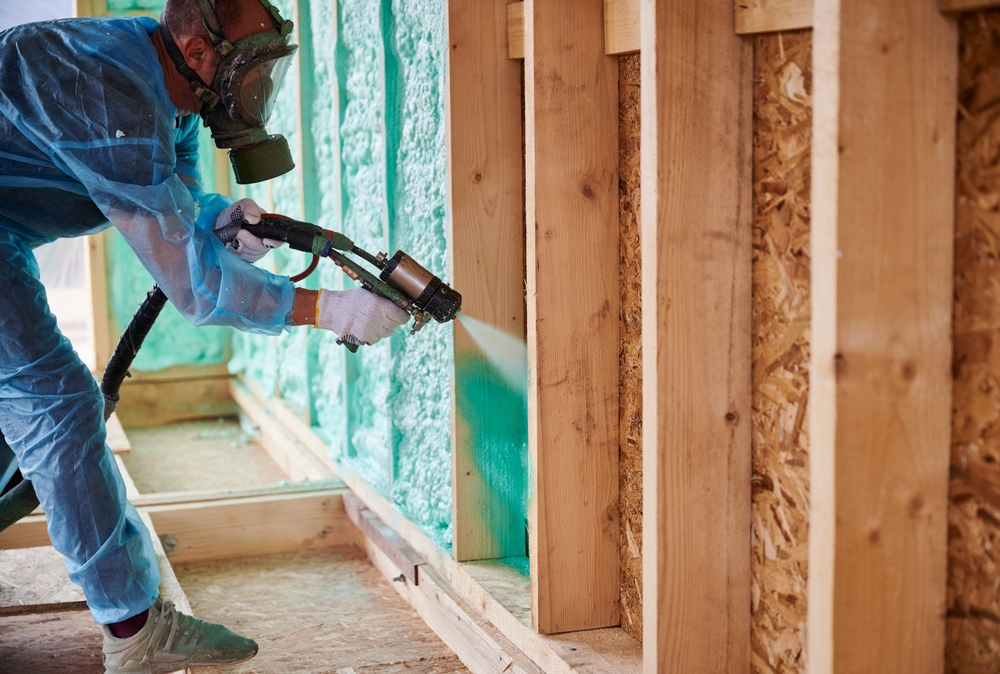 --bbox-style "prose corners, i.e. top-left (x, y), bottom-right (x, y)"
top-left (214, 215), bottom-right (462, 351)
